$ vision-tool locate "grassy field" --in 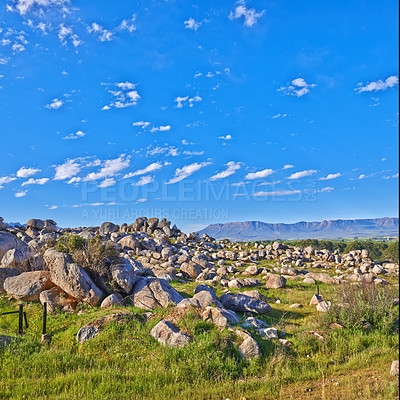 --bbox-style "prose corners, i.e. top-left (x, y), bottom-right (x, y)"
top-left (0, 266), bottom-right (398, 399)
